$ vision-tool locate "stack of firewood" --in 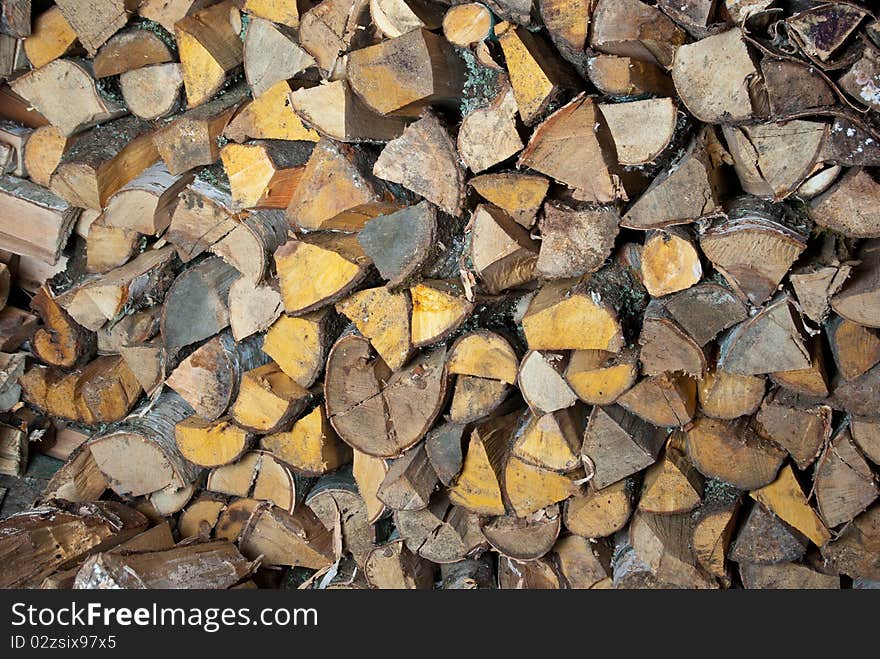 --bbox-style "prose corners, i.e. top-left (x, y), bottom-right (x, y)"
top-left (0, 0), bottom-right (878, 590)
